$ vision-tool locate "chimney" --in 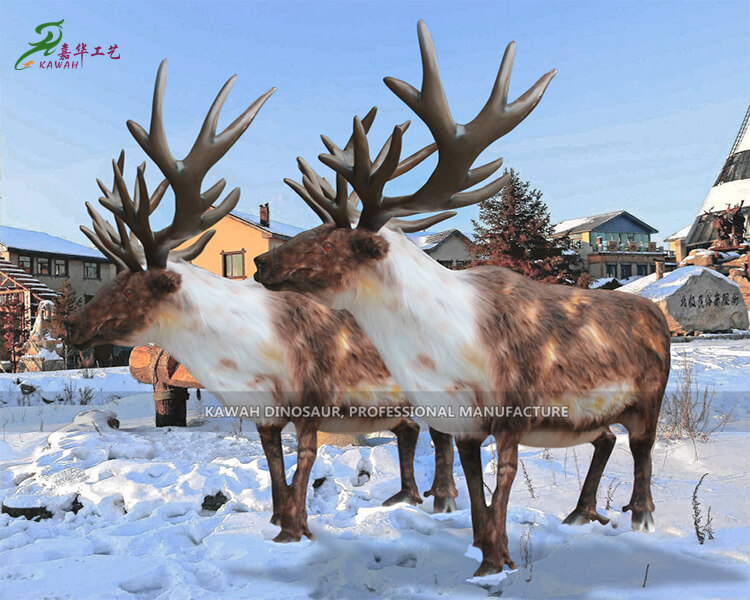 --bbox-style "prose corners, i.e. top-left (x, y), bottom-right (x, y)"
top-left (655, 260), bottom-right (663, 280)
top-left (259, 203), bottom-right (270, 227)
